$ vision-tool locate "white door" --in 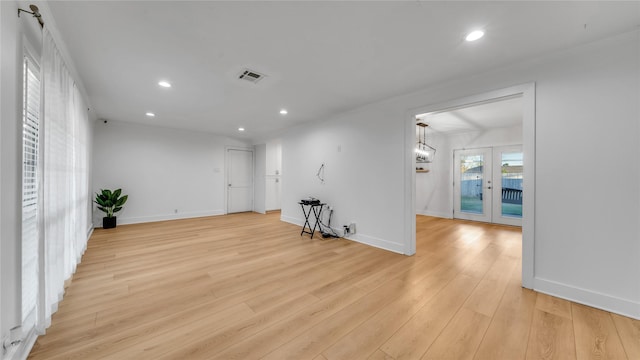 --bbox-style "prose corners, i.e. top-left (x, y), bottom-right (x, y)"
top-left (454, 148), bottom-right (493, 222)
top-left (454, 146), bottom-right (523, 226)
top-left (492, 145), bottom-right (523, 226)
top-left (227, 149), bottom-right (254, 213)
